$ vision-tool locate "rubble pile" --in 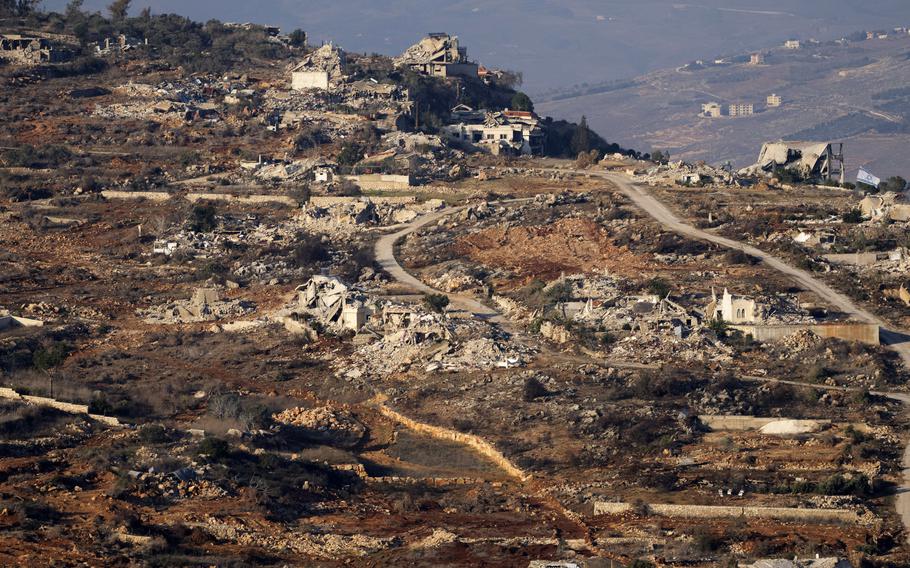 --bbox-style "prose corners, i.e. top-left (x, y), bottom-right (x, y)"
top-left (346, 306), bottom-right (533, 376)
top-left (273, 406), bottom-right (366, 447)
top-left (776, 329), bottom-right (823, 356)
top-left (610, 328), bottom-right (734, 364)
top-left (295, 198), bottom-right (443, 237)
top-left (290, 275), bottom-right (370, 332)
top-left (533, 191), bottom-right (590, 207)
top-left (197, 516), bottom-right (398, 558)
top-left (289, 43), bottom-right (347, 81)
top-left (633, 161), bottom-right (739, 188)
top-left (127, 469), bottom-right (228, 500)
top-left (140, 288), bottom-right (255, 324)
top-left (428, 265), bottom-right (485, 294)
